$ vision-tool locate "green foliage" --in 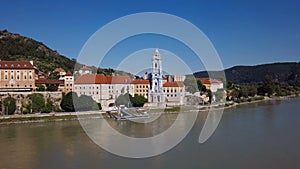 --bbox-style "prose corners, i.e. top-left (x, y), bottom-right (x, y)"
top-left (194, 62), bottom-right (300, 84)
top-left (41, 99), bottom-right (54, 113)
top-left (3, 97), bottom-right (16, 115)
top-left (60, 92), bottom-right (77, 112)
top-left (75, 95), bottom-right (99, 111)
top-left (0, 30), bottom-right (77, 73)
top-left (183, 76), bottom-right (198, 94)
top-left (131, 94), bottom-right (147, 107)
top-left (36, 84), bottom-right (45, 91)
top-left (207, 89), bottom-right (213, 103)
top-left (46, 85), bottom-right (58, 91)
top-left (115, 93), bottom-right (132, 106)
top-left (48, 71), bottom-right (60, 79)
top-left (28, 93), bottom-right (45, 113)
